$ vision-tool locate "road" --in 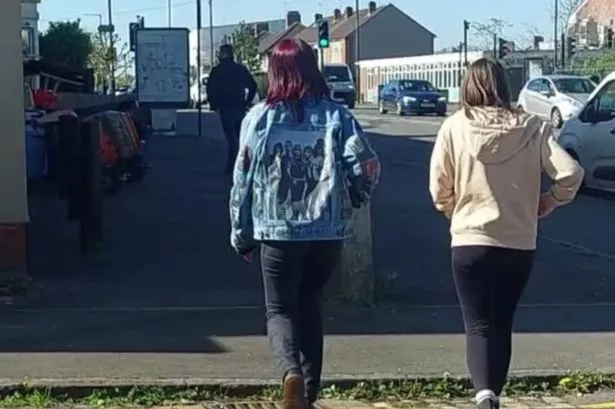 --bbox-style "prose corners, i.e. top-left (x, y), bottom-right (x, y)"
top-left (0, 109), bottom-right (614, 384)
